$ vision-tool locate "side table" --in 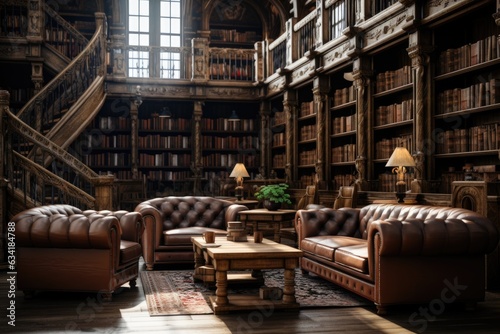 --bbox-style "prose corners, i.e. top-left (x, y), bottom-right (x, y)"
top-left (238, 208), bottom-right (297, 243)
